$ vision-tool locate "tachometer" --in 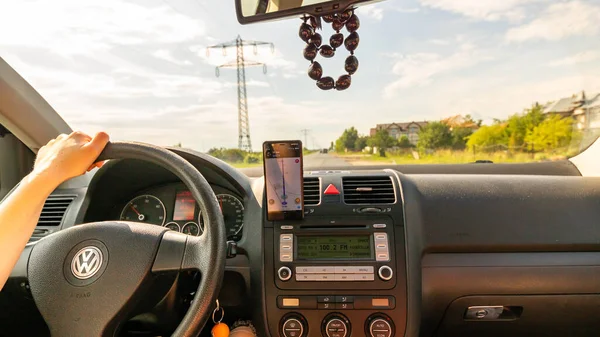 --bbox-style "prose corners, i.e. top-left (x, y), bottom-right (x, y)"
top-left (120, 195), bottom-right (166, 226)
top-left (199, 194), bottom-right (244, 241)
